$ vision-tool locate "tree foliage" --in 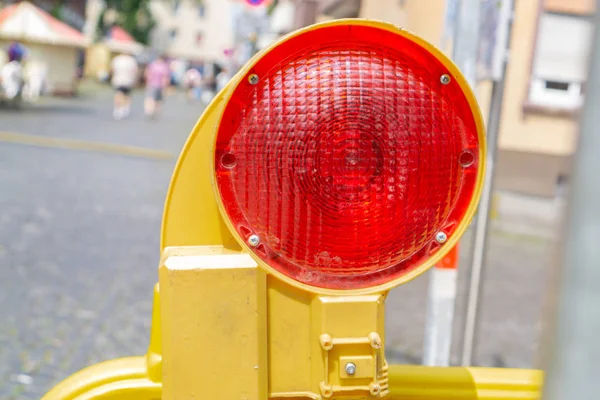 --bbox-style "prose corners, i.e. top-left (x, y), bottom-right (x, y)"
top-left (97, 0), bottom-right (155, 45)
top-left (49, 0), bottom-right (65, 21)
